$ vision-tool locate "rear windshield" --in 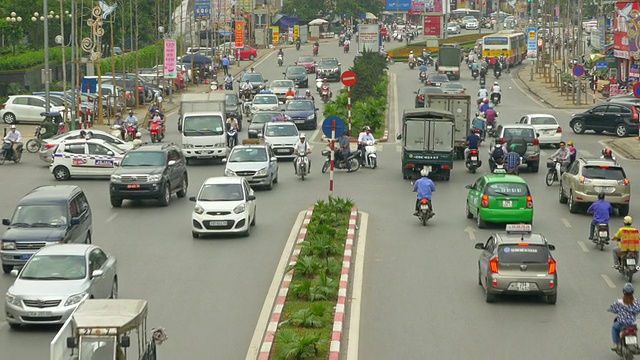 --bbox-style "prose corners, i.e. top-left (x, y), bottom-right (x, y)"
top-left (504, 127), bottom-right (535, 140)
top-left (485, 182), bottom-right (529, 196)
top-left (498, 244), bottom-right (549, 263)
top-left (583, 166), bottom-right (626, 180)
top-left (530, 117), bottom-right (557, 125)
